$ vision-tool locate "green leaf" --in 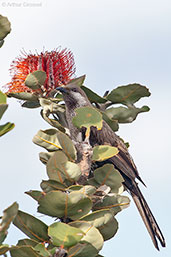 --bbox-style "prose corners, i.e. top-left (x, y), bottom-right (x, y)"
top-left (22, 100), bottom-right (41, 109)
top-left (0, 122), bottom-right (15, 137)
top-left (68, 75), bottom-right (86, 87)
top-left (40, 180), bottom-right (66, 193)
top-left (17, 238), bottom-right (38, 247)
top-left (48, 222), bottom-right (84, 248)
top-left (0, 91), bottom-right (6, 104)
top-left (68, 185), bottom-right (83, 191)
top-left (102, 111), bottom-right (119, 132)
top-left (39, 152), bottom-right (54, 165)
top-left (34, 243), bottom-right (51, 257)
top-left (53, 93), bottom-right (63, 101)
top-left (106, 84), bottom-right (151, 106)
top-left (10, 246), bottom-right (44, 257)
top-left (81, 86), bottom-right (107, 103)
top-left (13, 210), bottom-right (49, 242)
top-left (47, 151), bottom-right (81, 185)
top-left (105, 106), bottom-right (150, 123)
top-left (56, 130), bottom-right (77, 161)
top-left (93, 194), bottom-right (130, 215)
top-left (0, 39), bottom-right (4, 48)
top-left (88, 177), bottom-right (101, 188)
top-left (38, 190), bottom-right (92, 220)
top-left (7, 92), bottom-right (38, 101)
top-left (39, 98), bottom-right (61, 111)
top-left (33, 129), bottom-right (76, 159)
top-left (0, 15), bottom-right (11, 40)
top-left (80, 209), bottom-right (118, 241)
top-left (25, 70), bottom-right (47, 90)
top-left (46, 246), bottom-right (58, 256)
top-left (33, 129), bottom-right (62, 151)
top-left (25, 190), bottom-right (44, 202)
top-left (70, 221), bottom-right (104, 251)
top-left (0, 202), bottom-right (18, 244)
top-left (41, 111), bottom-right (65, 133)
top-left (72, 107), bottom-right (103, 137)
top-left (0, 104), bottom-right (8, 120)
top-left (68, 185), bottom-right (96, 196)
top-left (40, 98), bottom-right (66, 132)
top-left (92, 145), bottom-right (119, 162)
top-left (68, 242), bottom-right (98, 257)
top-left (0, 245), bottom-right (9, 255)
top-left (90, 164), bottom-right (124, 194)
